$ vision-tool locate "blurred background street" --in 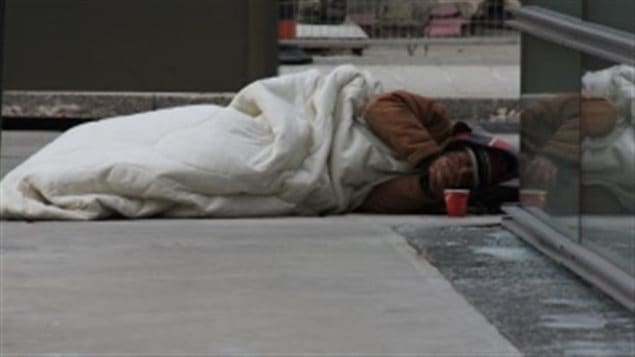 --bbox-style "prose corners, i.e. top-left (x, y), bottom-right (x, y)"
top-left (280, 44), bottom-right (520, 97)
